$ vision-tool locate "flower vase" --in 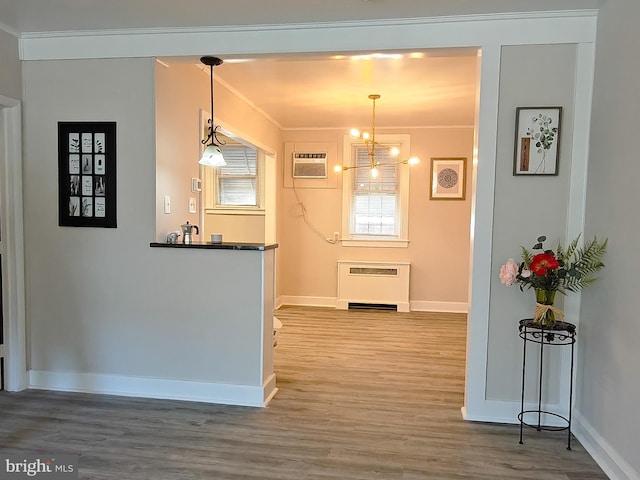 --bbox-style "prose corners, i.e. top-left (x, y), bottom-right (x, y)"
top-left (533, 289), bottom-right (558, 326)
